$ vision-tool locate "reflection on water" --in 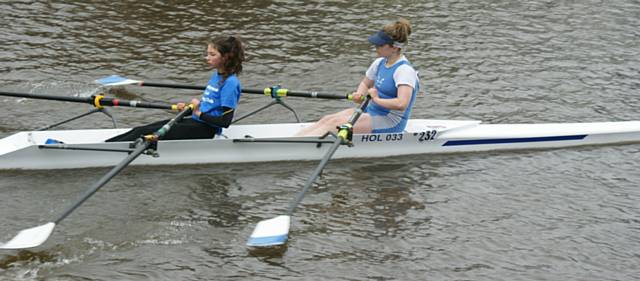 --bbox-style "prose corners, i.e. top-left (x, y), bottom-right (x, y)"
top-left (185, 176), bottom-right (242, 227)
